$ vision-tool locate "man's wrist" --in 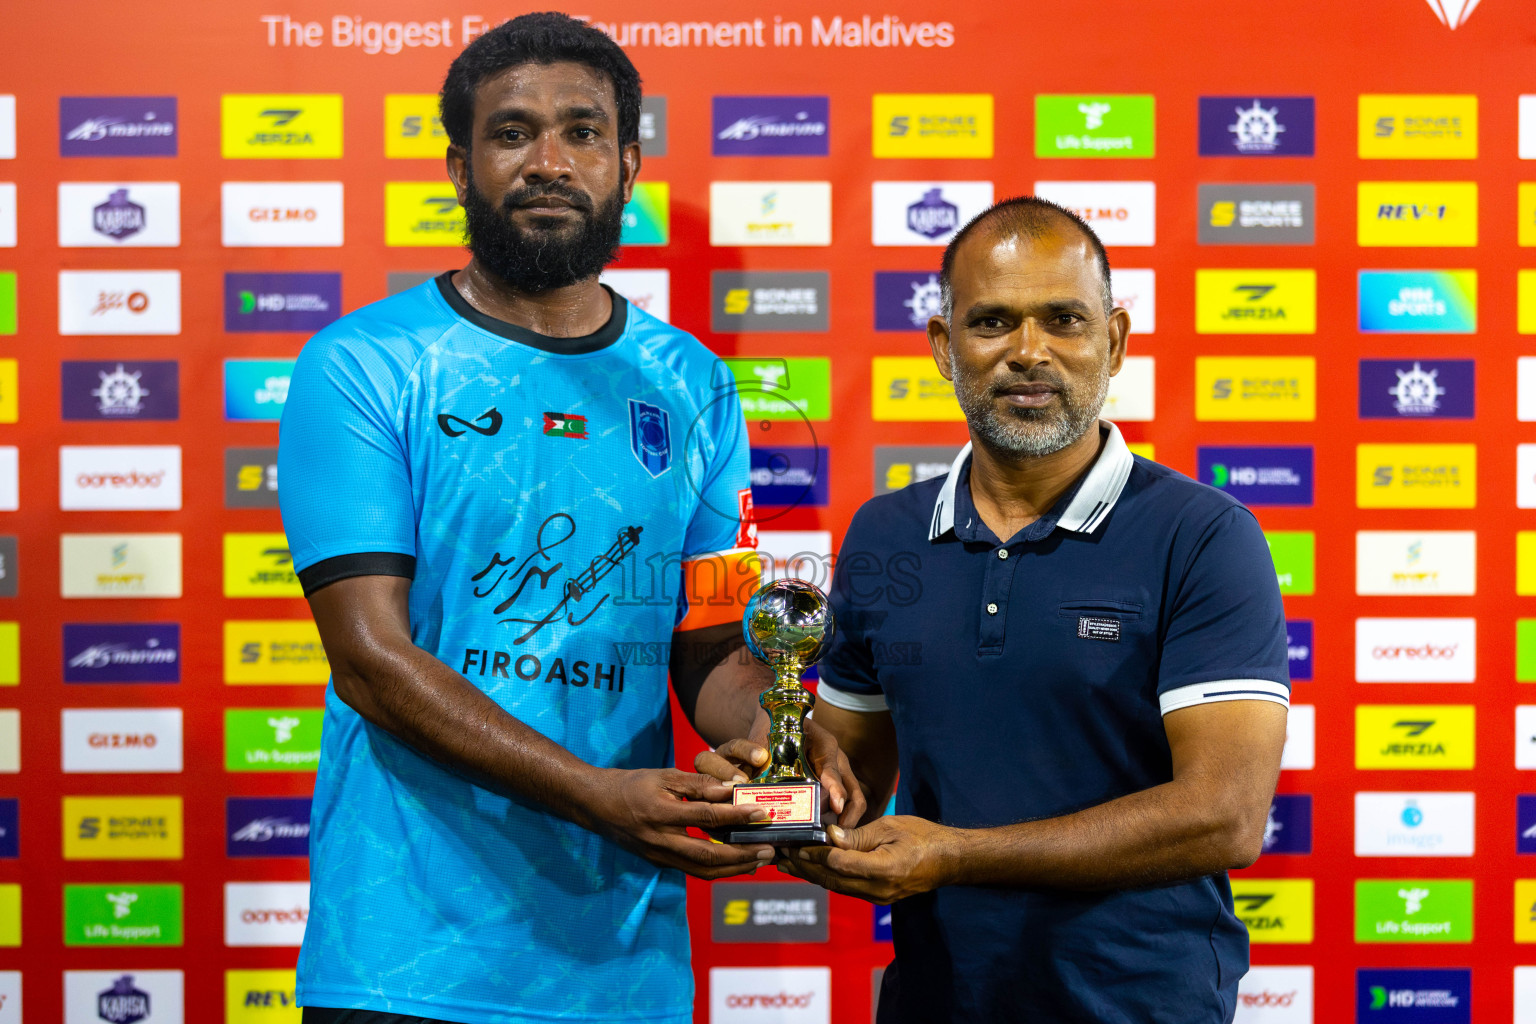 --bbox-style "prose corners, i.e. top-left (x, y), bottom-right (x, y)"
top-left (563, 763), bottom-right (619, 834)
top-left (934, 823), bottom-right (975, 888)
